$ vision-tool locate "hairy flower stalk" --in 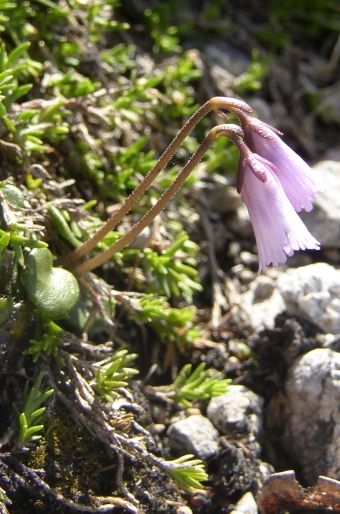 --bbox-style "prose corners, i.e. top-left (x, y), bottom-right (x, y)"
top-left (60, 97), bottom-right (250, 268)
top-left (60, 96), bottom-right (321, 275)
top-left (71, 124), bottom-right (244, 275)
